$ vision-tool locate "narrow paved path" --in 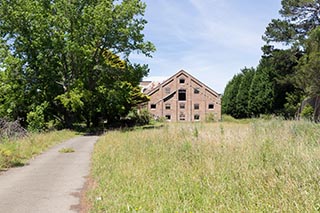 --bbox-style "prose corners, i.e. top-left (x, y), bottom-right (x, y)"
top-left (0, 136), bottom-right (99, 213)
